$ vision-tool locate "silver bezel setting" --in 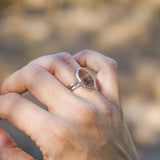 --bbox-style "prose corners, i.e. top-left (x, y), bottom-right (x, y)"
top-left (76, 67), bottom-right (94, 90)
